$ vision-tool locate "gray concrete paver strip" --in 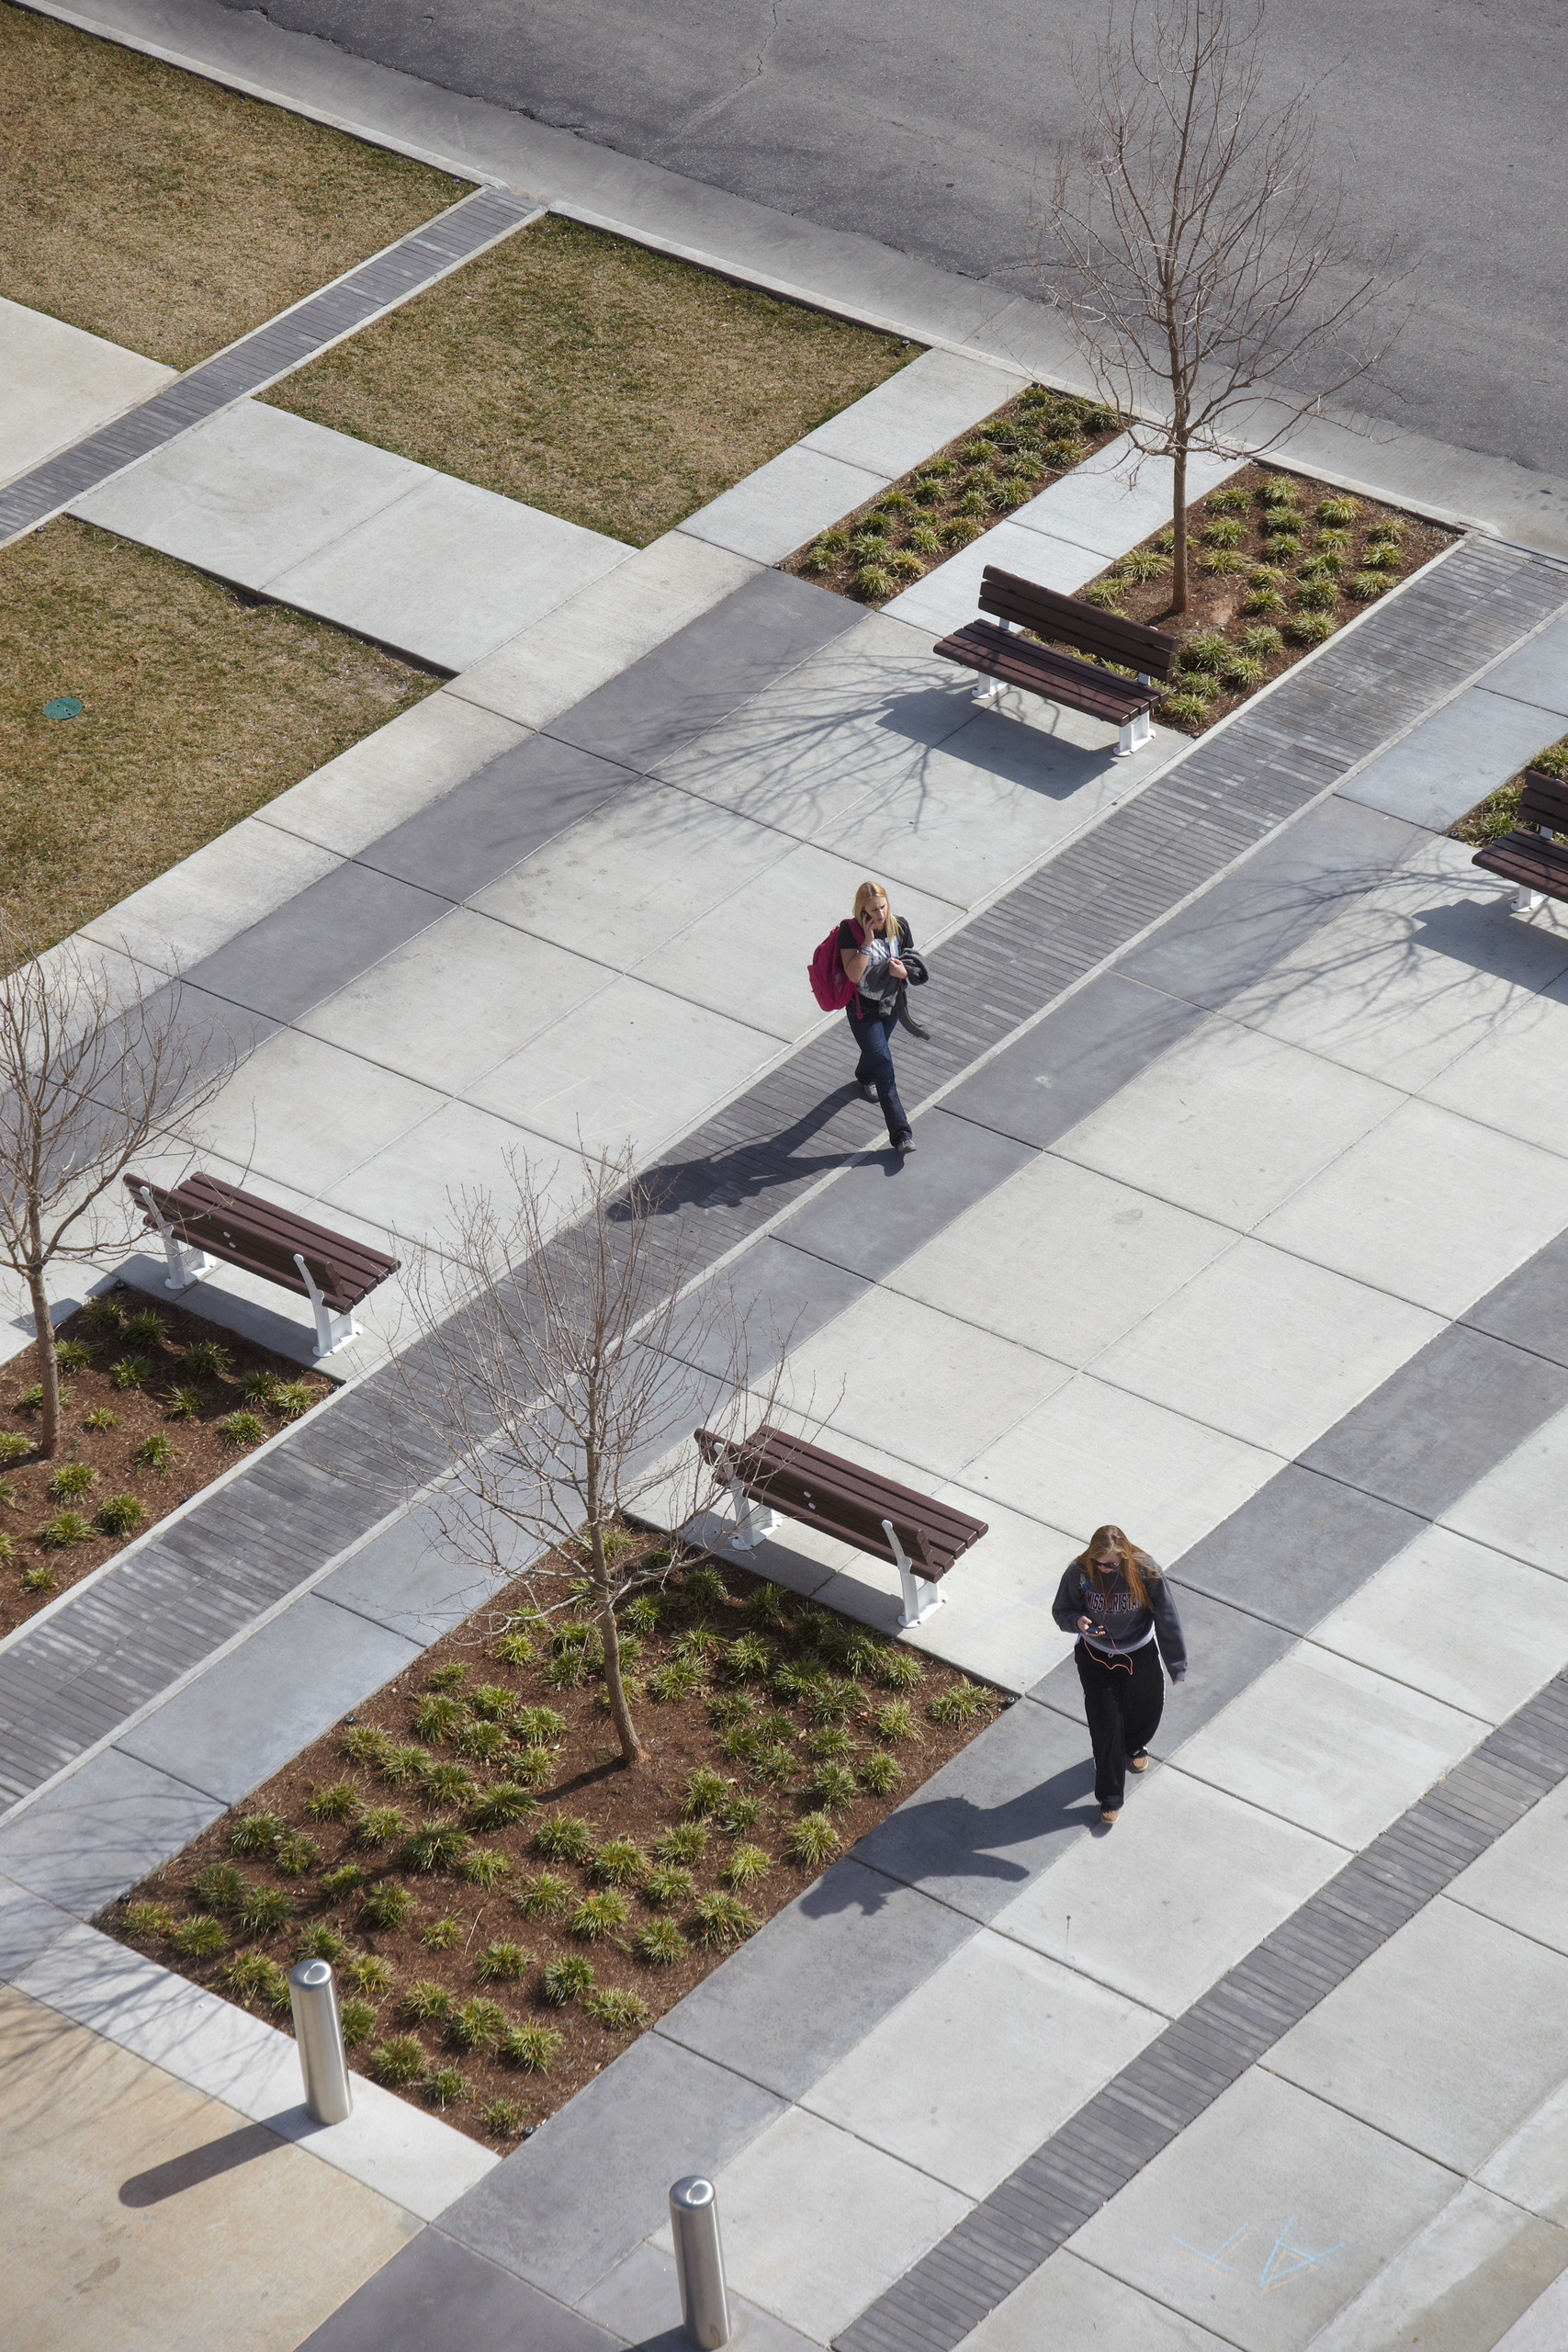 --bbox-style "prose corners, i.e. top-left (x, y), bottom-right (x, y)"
top-left (0, 184), bottom-right (539, 546)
